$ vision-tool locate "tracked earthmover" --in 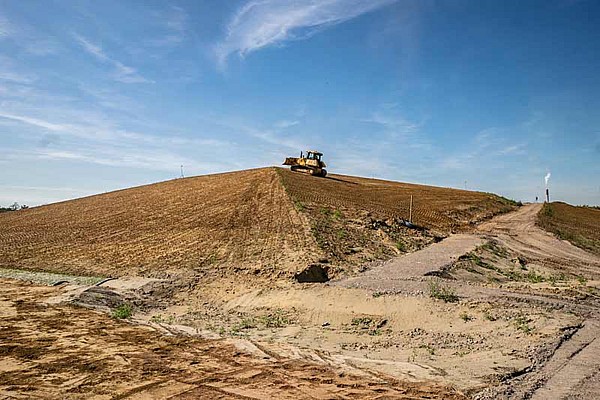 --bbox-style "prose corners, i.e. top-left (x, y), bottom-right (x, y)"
top-left (283, 150), bottom-right (327, 177)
